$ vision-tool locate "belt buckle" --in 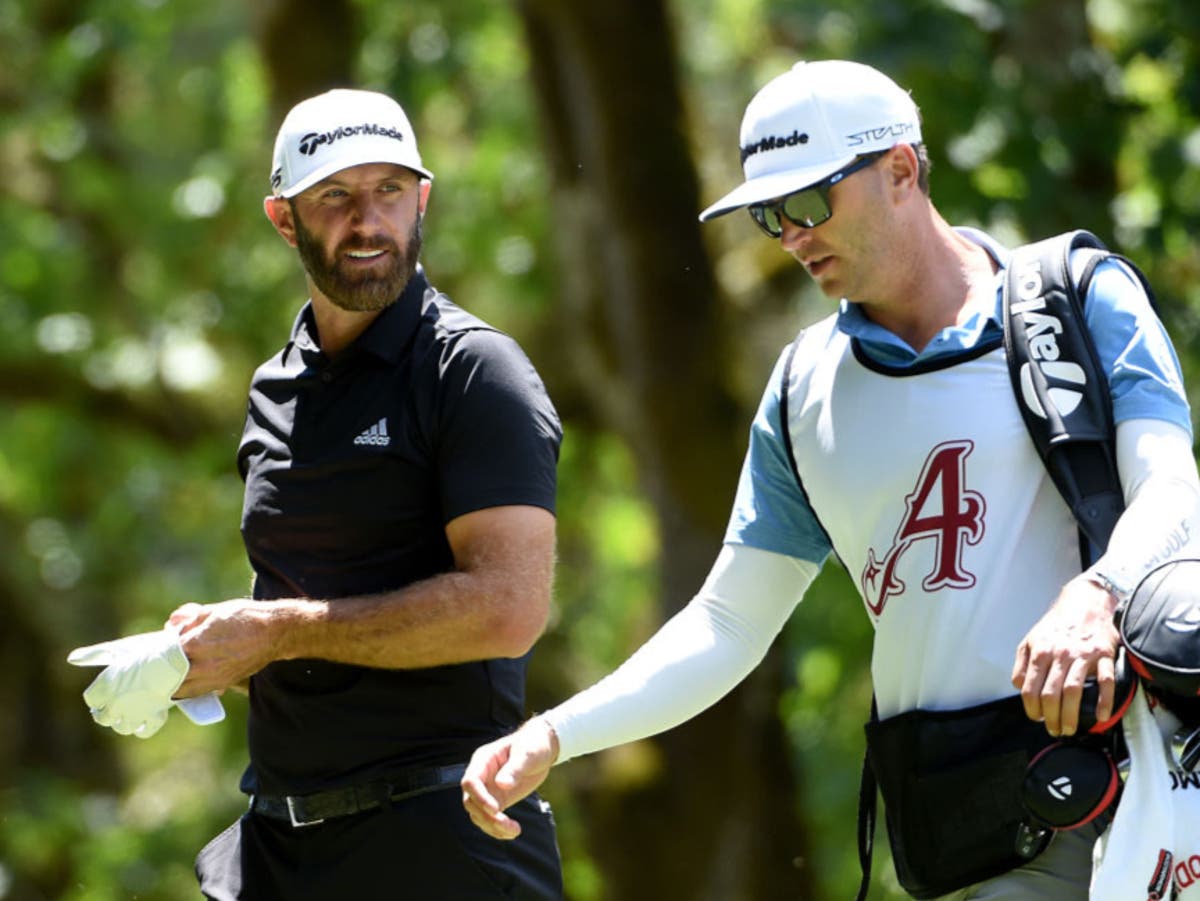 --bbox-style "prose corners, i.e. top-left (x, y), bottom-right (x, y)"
top-left (286, 795), bottom-right (325, 828)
